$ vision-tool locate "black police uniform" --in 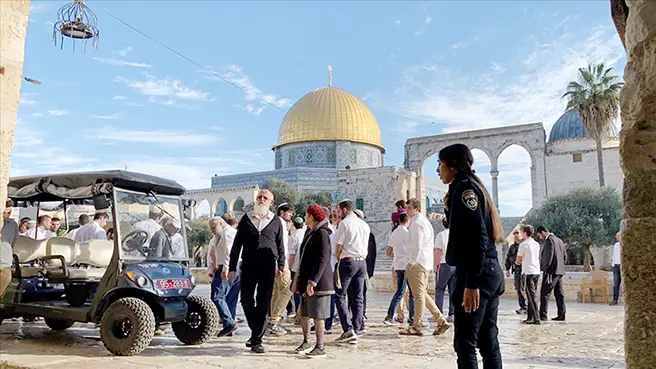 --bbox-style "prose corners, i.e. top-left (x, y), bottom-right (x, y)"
top-left (445, 171), bottom-right (504, 369)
